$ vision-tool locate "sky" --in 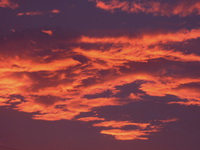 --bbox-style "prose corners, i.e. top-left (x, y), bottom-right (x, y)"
top-left (0, 0), bottom-right (200, 149)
